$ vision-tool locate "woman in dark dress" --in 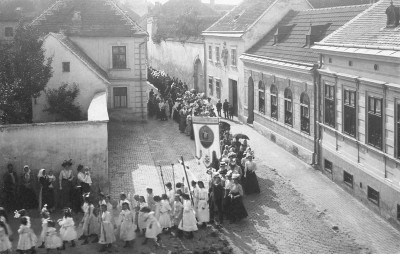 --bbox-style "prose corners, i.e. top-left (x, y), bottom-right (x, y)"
top-left (19, 165), bottom-right (38, 209)
top-left (59, 160), bottom-right (74, 209)
top-left (228, 176), bottom-right (248, 223)
top-left (38, 169), bottom-right (54, 210)
top-left (243, 153), bottom-right (260, 195)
